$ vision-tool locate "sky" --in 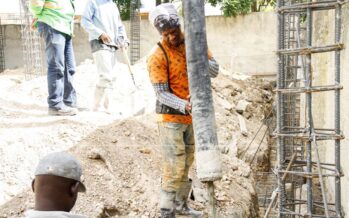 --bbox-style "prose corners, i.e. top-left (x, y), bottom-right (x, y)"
top-left (0, 0), bottom-right (87, 14)
top-left (0, 0), bottom-right (221, 16)
top-left (0, 0), bottom-right (20, 14)
top-left (0, 0), bottom-right (155, 14)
